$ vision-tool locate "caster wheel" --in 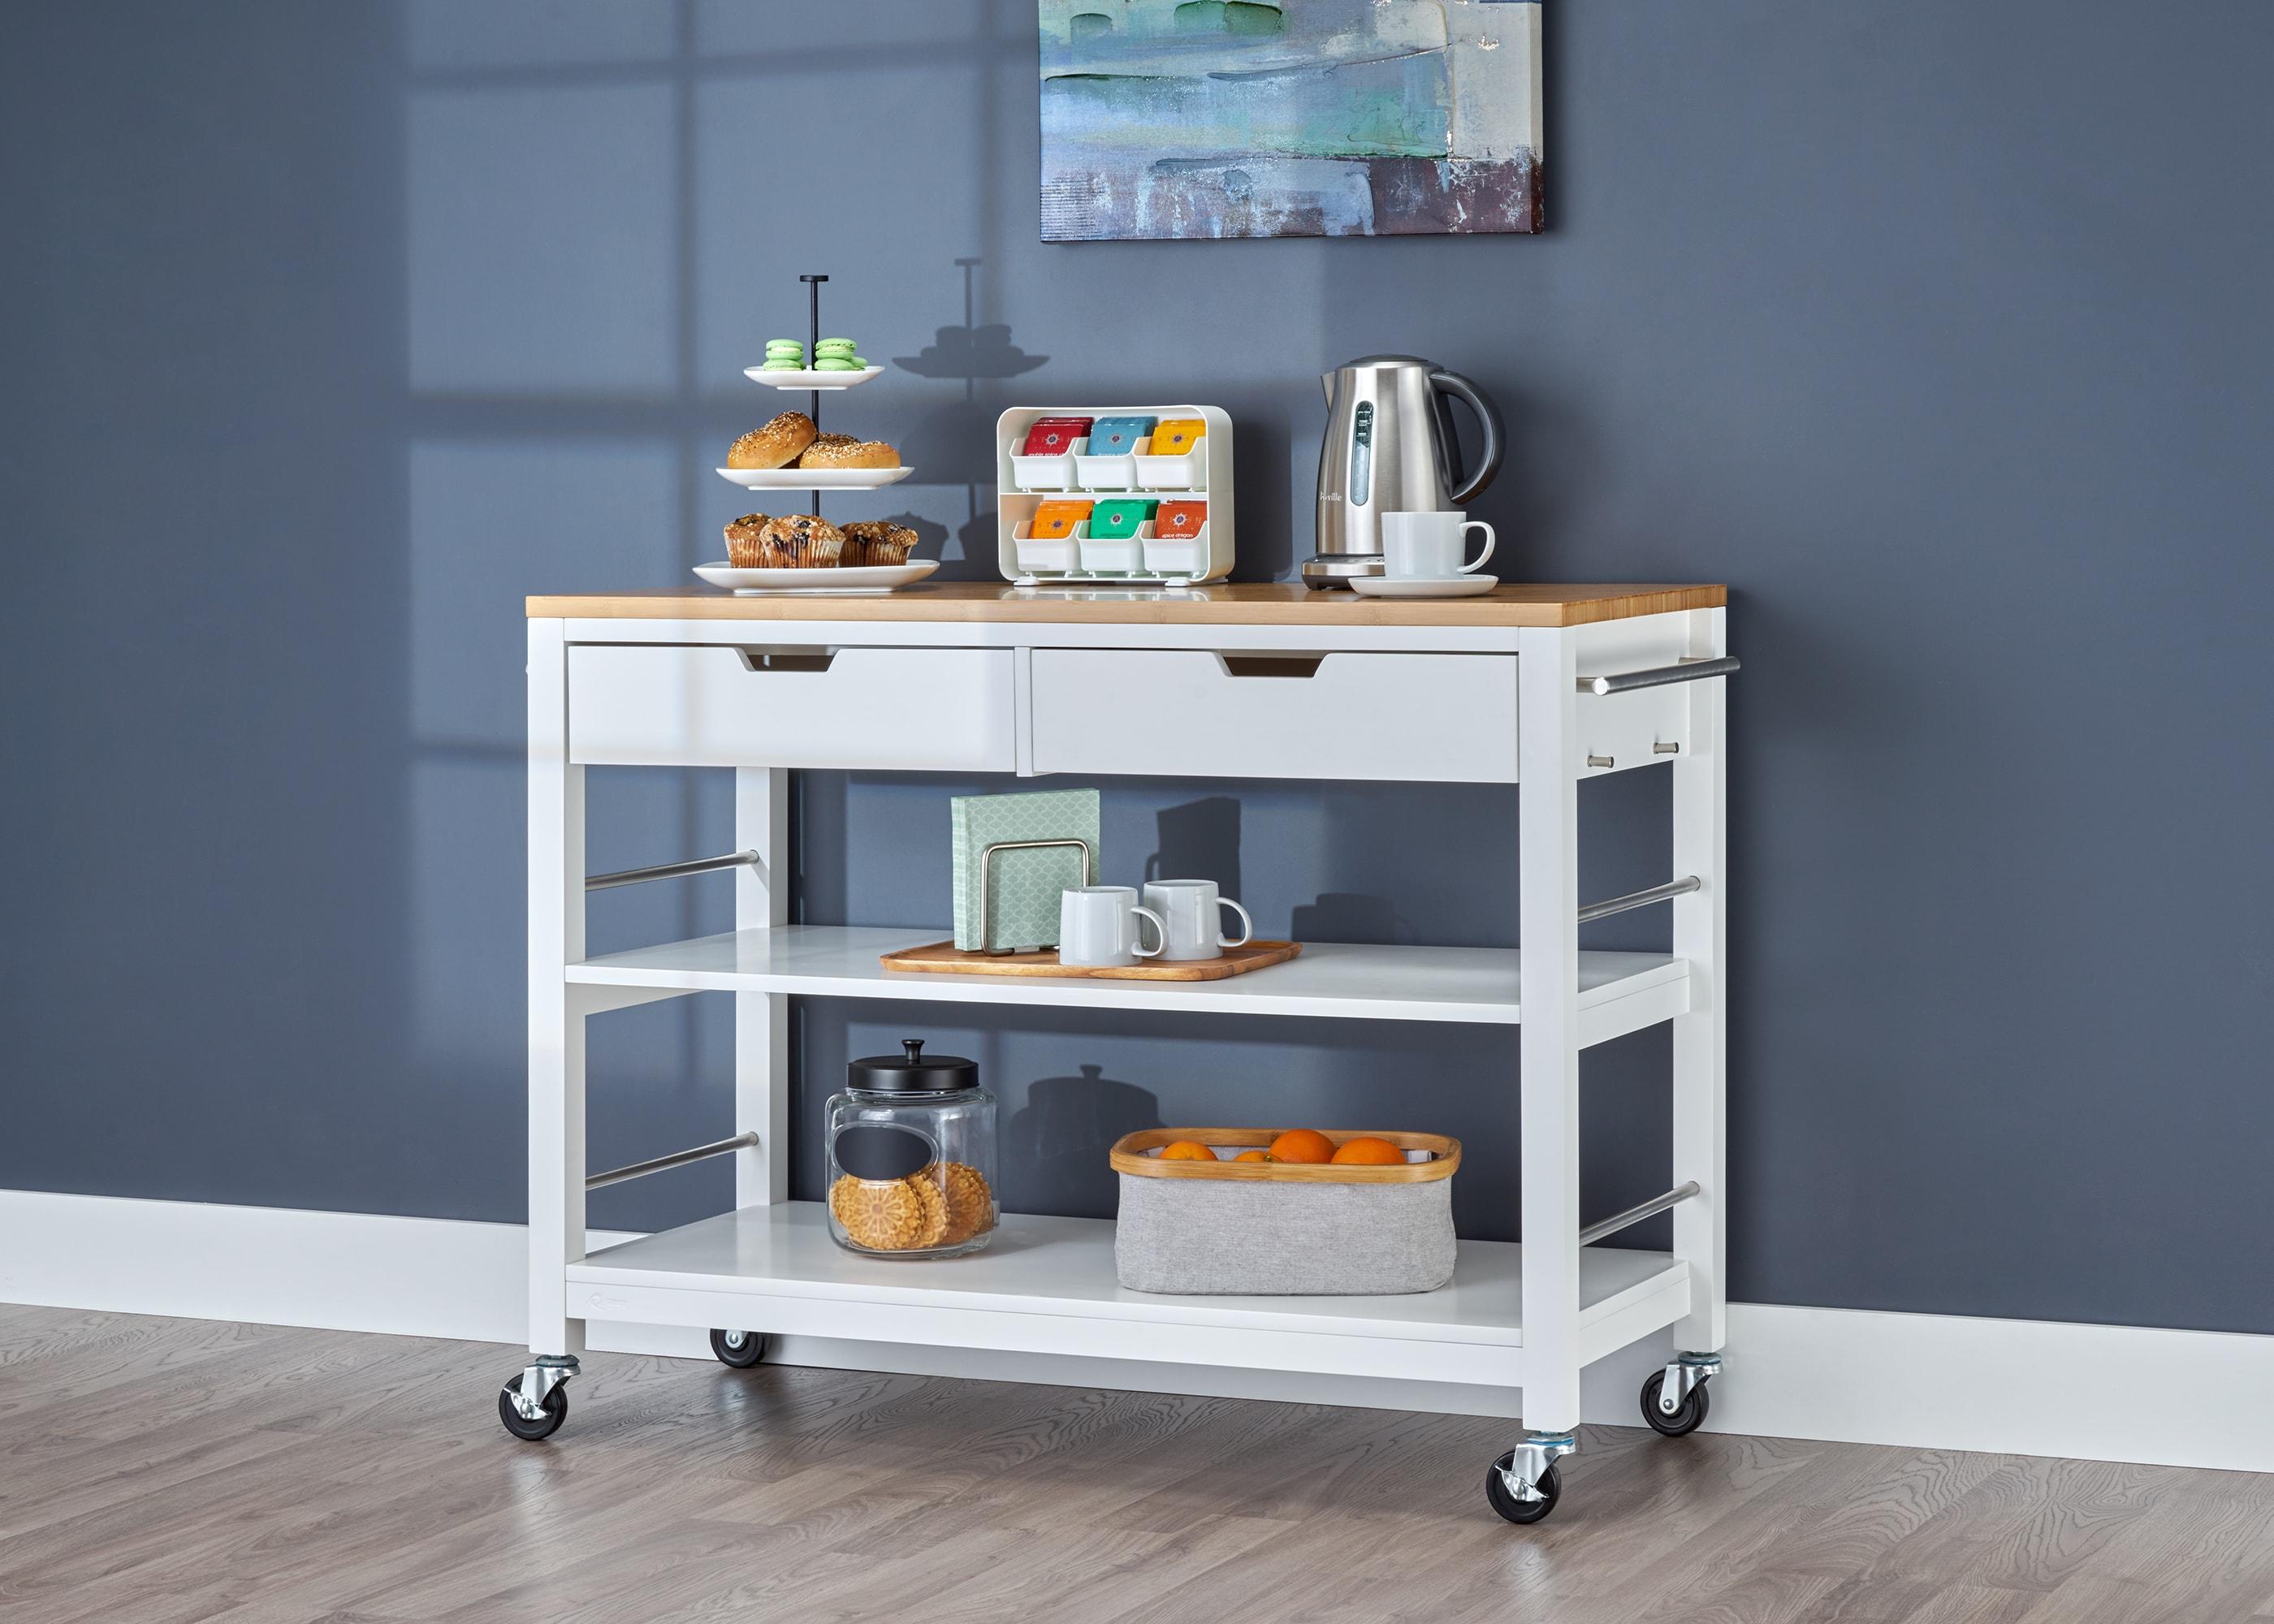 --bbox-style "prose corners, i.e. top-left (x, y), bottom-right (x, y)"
top-left (1641, 1369), bottom-right (1710, 1436)
top-left (497, 1381), bottom-right (568, 1441)
top-left (710, 1328), bottom-right (769, 1369)
top-left (1485, 1456), bottom-right (1562, 1525)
